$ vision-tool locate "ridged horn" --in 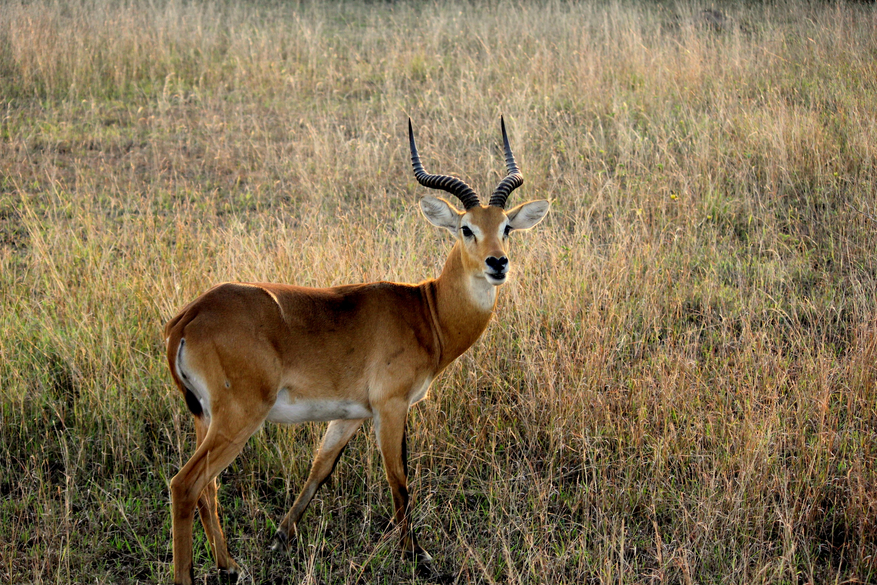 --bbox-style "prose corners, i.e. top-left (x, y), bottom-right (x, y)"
top-left (409, 118), bottom-right (480, 210)
top-left (488, 116), bottom-right (524, 209)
